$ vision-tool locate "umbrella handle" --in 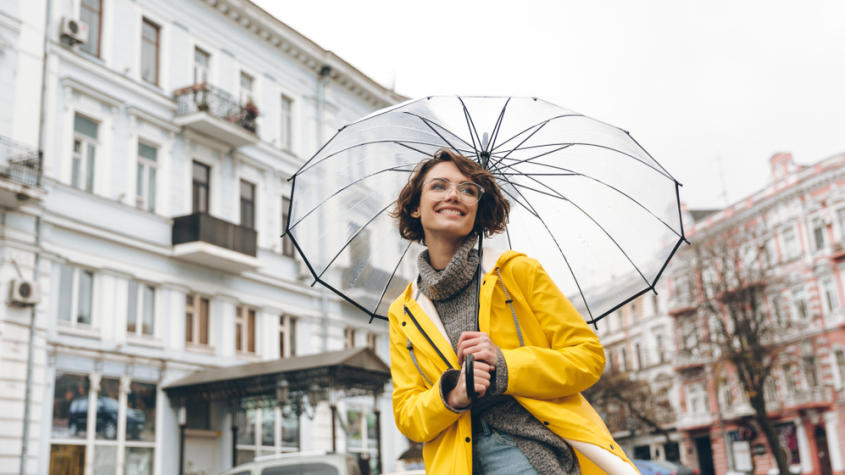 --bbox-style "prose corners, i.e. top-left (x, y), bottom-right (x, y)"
top-left (465, 353), bottom-right (476, 401)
